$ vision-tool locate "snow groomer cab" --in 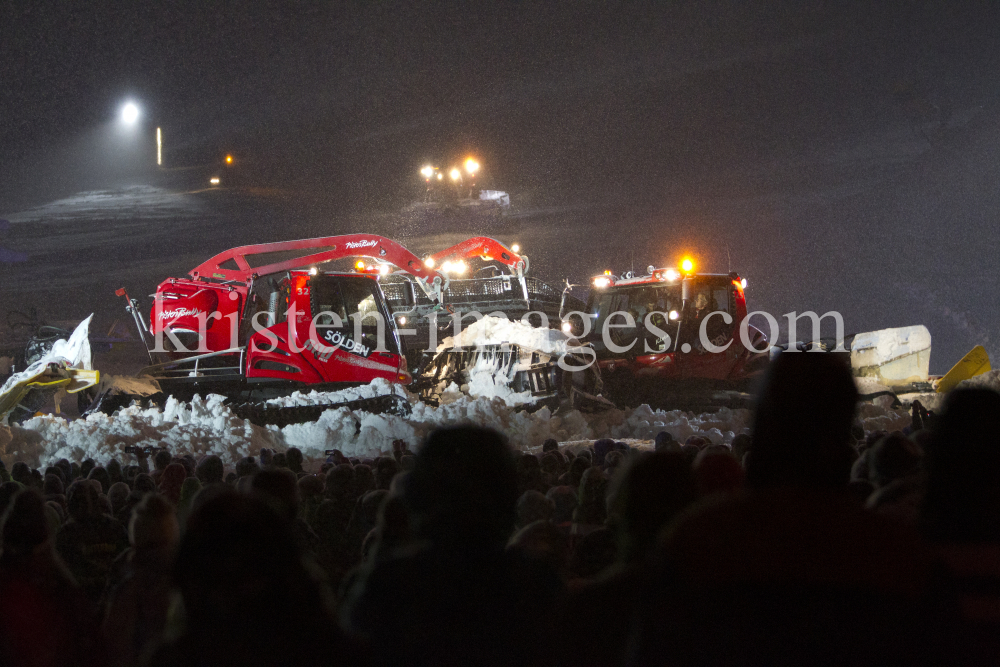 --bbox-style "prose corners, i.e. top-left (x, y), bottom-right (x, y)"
top-left (566, 256), bottom-right (770, 405)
